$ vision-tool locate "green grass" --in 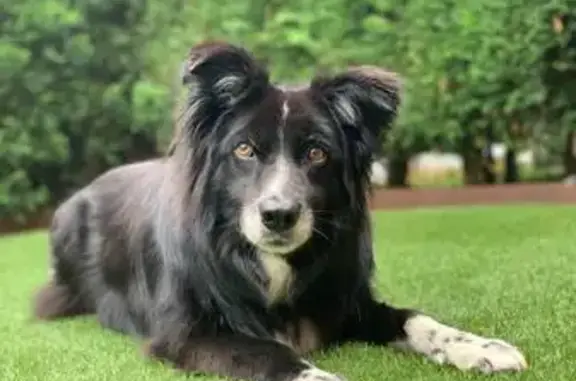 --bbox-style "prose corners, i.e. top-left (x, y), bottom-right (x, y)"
top-left (1, 205), bottom-right (574, 381)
